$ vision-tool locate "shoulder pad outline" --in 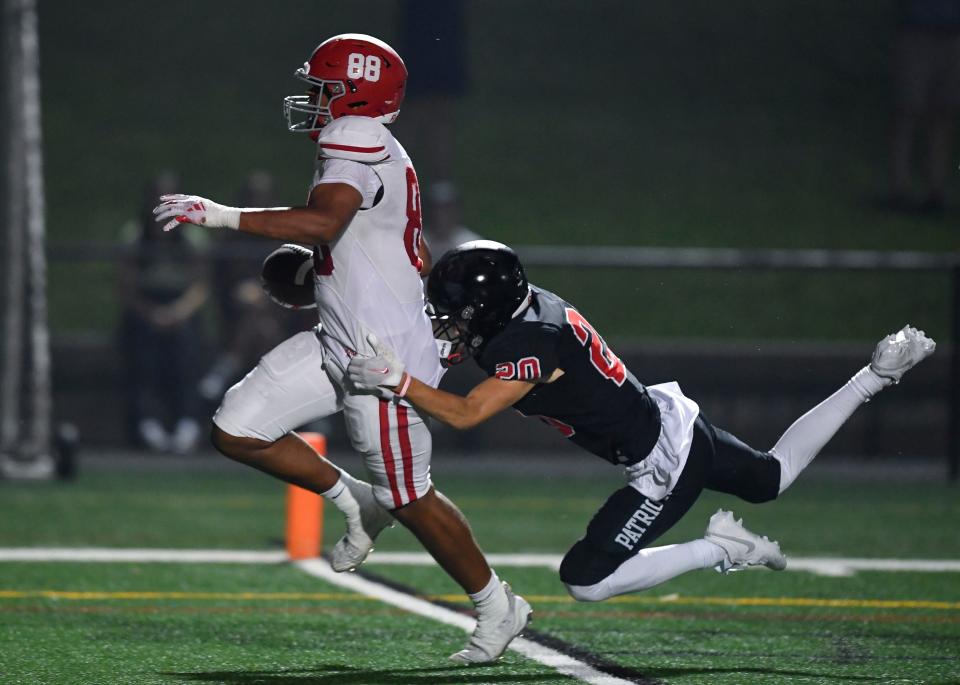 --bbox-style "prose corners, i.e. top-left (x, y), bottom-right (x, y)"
top-left (317, 116), bottom-right (392, 164)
